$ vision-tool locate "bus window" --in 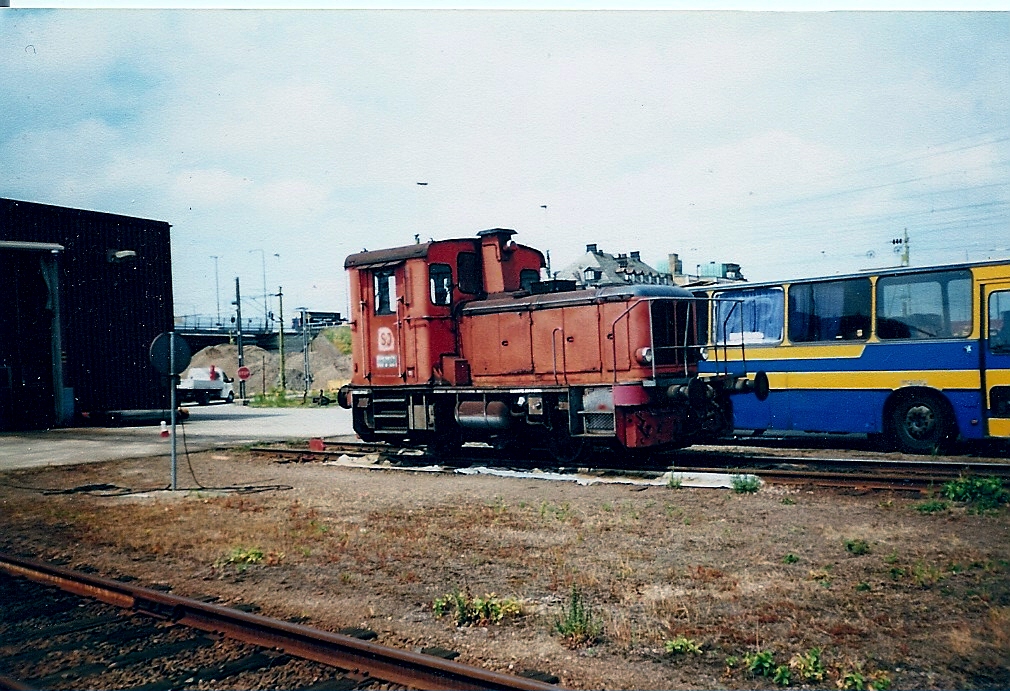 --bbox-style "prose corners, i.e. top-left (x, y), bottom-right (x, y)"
top-left (990, 291), bottom-right (1010, 353)
top-left (789, 278), bottom-right (870, 342)
top-left (714, 287), bottom-right (783, 345)
top-left (876, 270), bottom-right (972, 340)
top-left (374, 269), bottom-right (397, 315)
top-left (429, 263), bottom-right (452, 306)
